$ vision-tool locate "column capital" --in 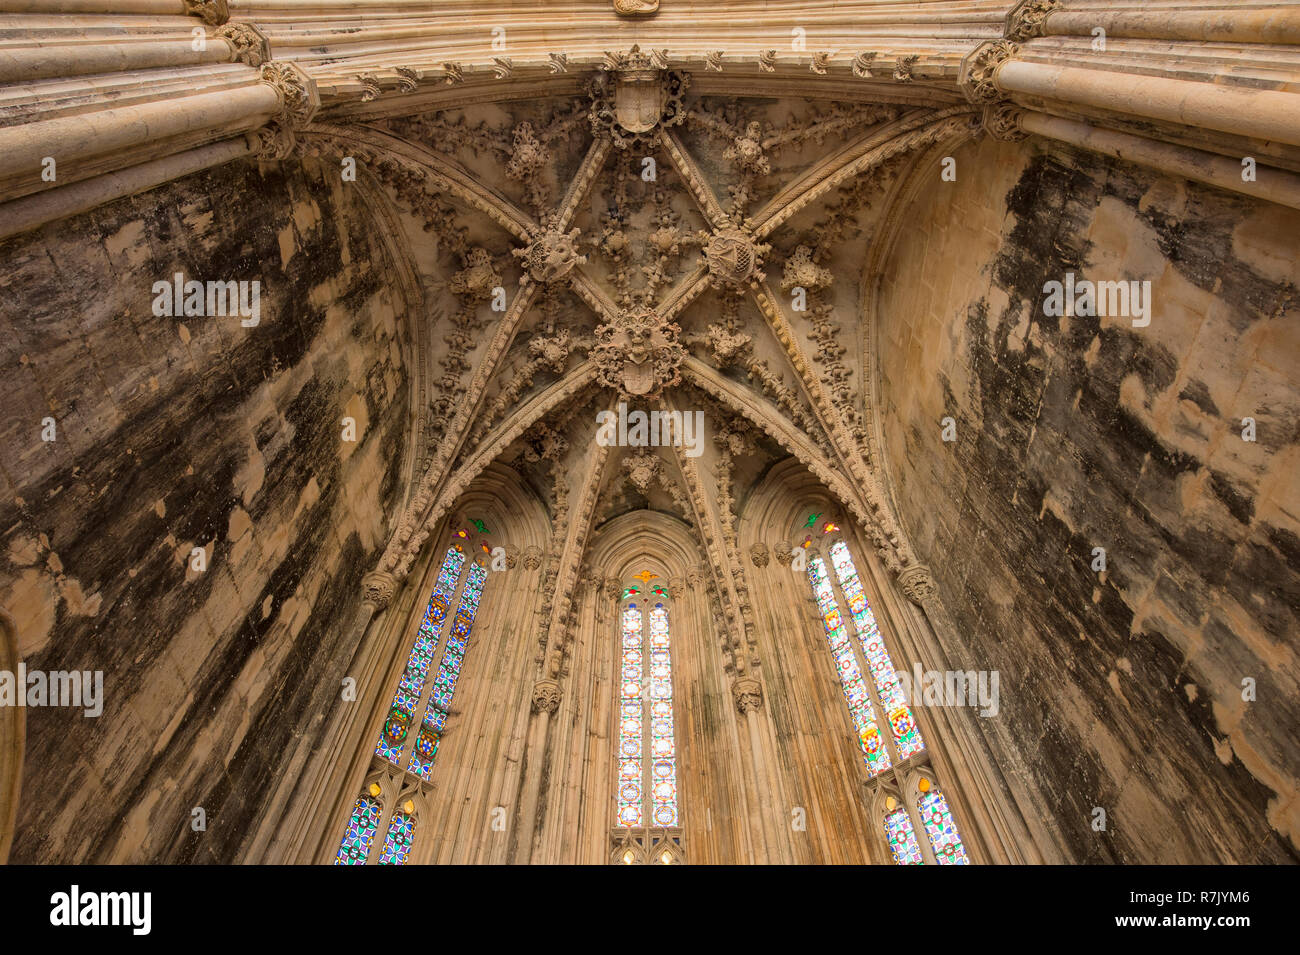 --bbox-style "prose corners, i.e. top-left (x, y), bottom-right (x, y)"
top-left (1005, 0), bottom-right (1060, 42)
top-left (217, 23), bottom-right (271, 68)
top-left (959, 40), bottom-right (1020, 104)
top-left (983, 103), bottom-right (1028, 142)
top-left (731, 677), bottom-right (763, 714)
top-left (261, 62), bottom-right (321, 128)
top-left (531, 679), bottom-right (562, 714)
top-left (361, 569), bottom-right (397, 611)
